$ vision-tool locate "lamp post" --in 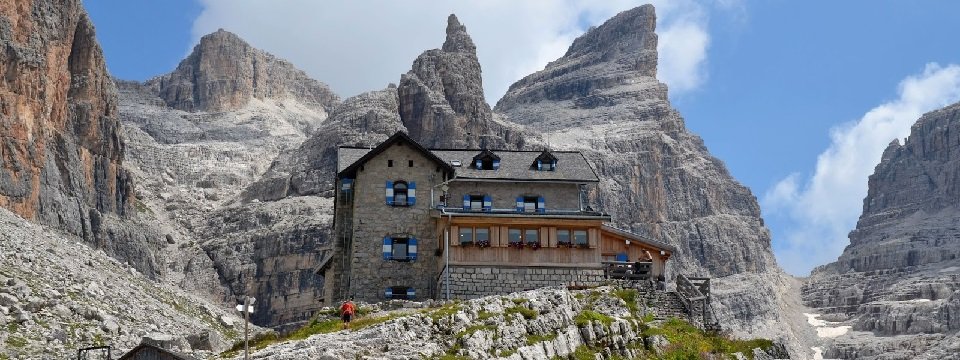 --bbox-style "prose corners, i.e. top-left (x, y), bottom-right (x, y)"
top-left (235, 296), bottom-right (256, 360)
